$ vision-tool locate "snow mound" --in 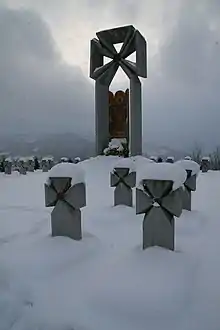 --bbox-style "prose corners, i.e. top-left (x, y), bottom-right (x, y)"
top-left (46, 163), bottom-right (85, 186)
top-left (1, 155), bottom-right (220, 329)
top-left (175, 159), bottom-right (200, 176)
top-left (111, 157), bottom-right (135, 172)
top-left (202, 156), bottom-right (210, 161)
top-left (137, 162), bottom-right (187, 191)
top-left (5, 157), bottom-right (12, 162)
